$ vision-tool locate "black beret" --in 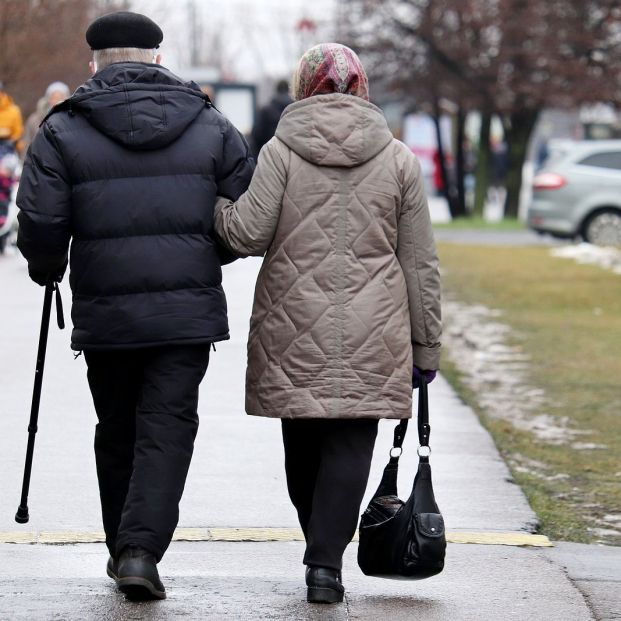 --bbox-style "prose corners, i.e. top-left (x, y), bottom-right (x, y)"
top-left (86, 11), bottom-right (163, 51)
